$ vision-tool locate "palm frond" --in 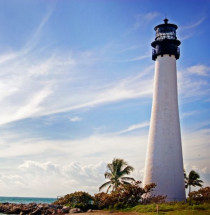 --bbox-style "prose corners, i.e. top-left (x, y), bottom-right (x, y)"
top-left (99, 181), bottom-right (111, 191)
top-left (104, 172), bottom-right (112, 179)
top-left (121, 176), bottom-right (135, 182)
top-left (121, 180), bottom-right (131, 185)
top-left (185, 170), bottom-right (203, 191)
top-left (189, 170), bottom-right (200, 180)
top-left (120, 166), bottom-right (134, 176)
top-left (192, 180), bottom-right (203, 187)
top-left (107, 163), bottom-right (114, 173)
top-left (106, 184), bottom-right (112, 193)
top-left (99, 158), bottom-right (135, 192)
top-left (113, 158), bottom-right (128, 173)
